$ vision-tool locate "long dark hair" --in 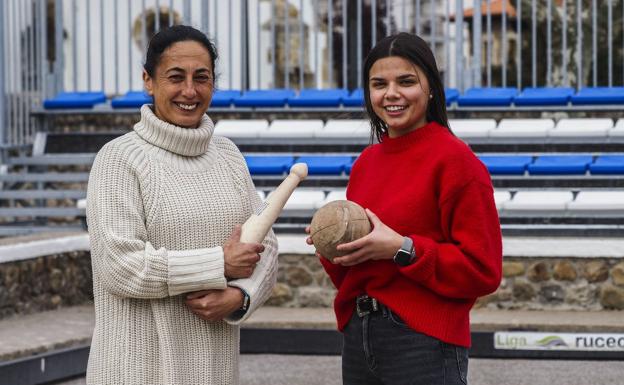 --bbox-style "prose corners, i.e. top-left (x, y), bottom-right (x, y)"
top-left (144, 25), bottom-right (218, 80)
top-left (363, 32), bottom-right (451, 142)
